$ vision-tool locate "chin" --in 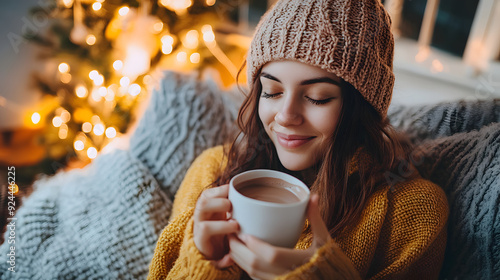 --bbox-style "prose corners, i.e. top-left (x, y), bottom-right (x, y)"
top-left (276, 151), bottom-right (314, 171)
